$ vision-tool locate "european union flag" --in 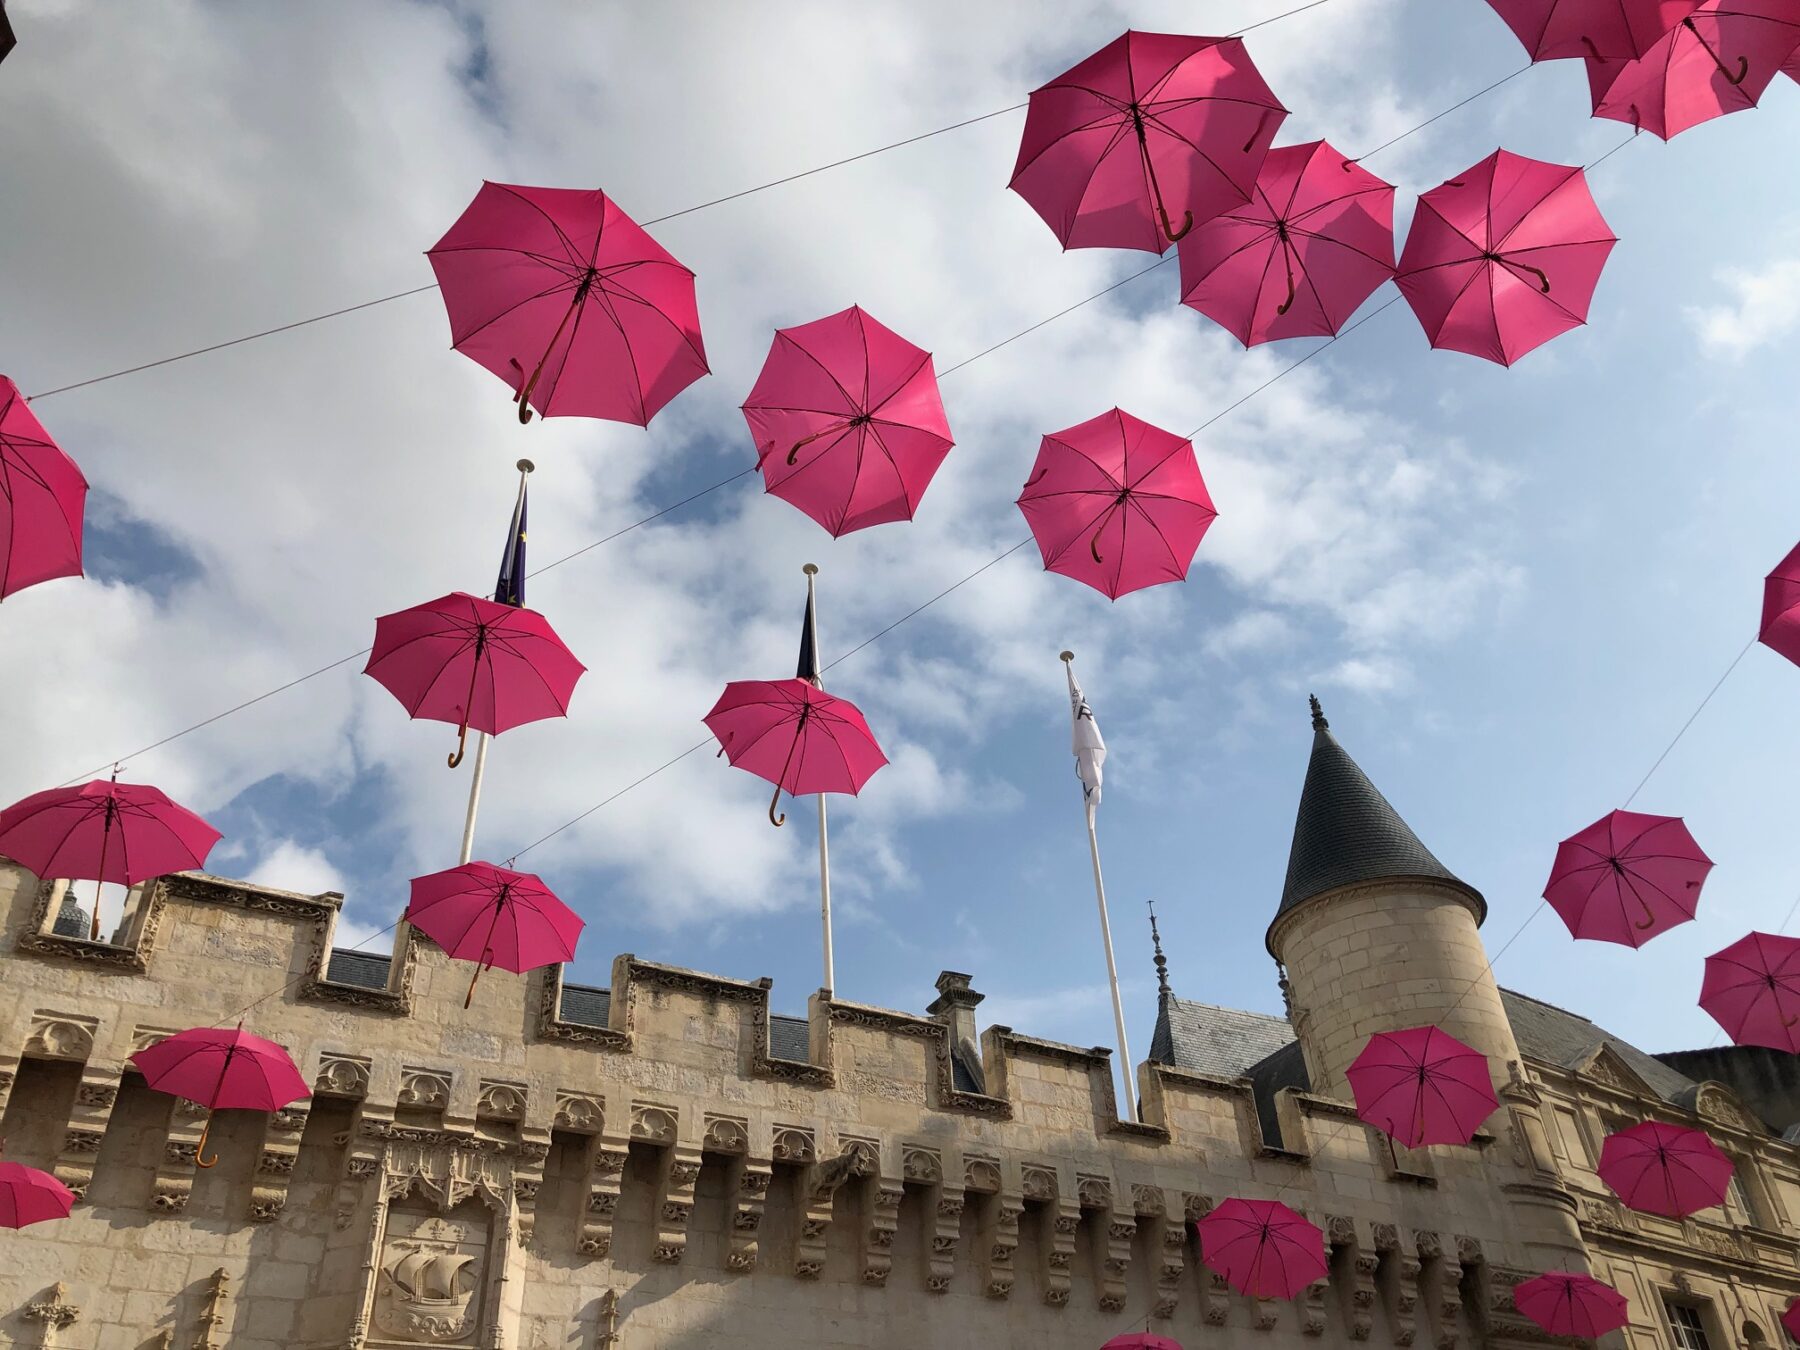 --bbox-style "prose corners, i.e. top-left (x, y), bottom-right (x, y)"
top-left (495, 478), bottom-right (527, 607)
top-left (797, 585), bottom-right (820, 686)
